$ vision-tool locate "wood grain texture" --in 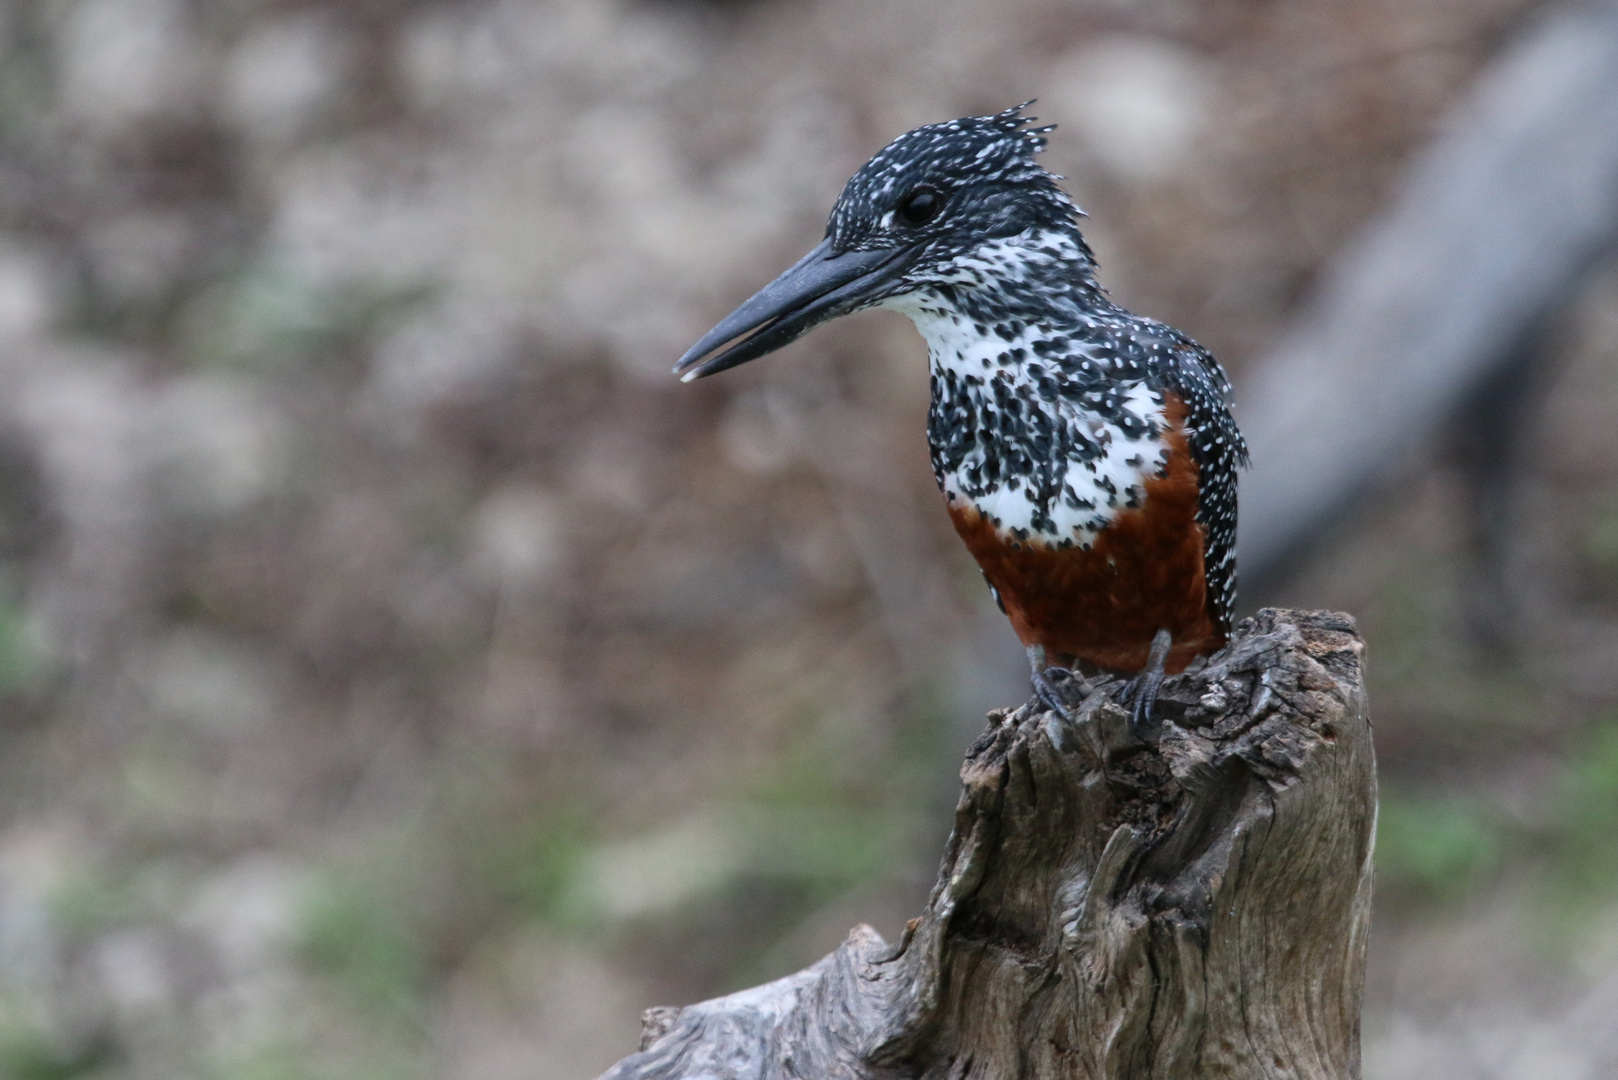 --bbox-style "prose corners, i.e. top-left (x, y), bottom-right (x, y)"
top-left (599, 608), bottom-right (1375, 1080)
